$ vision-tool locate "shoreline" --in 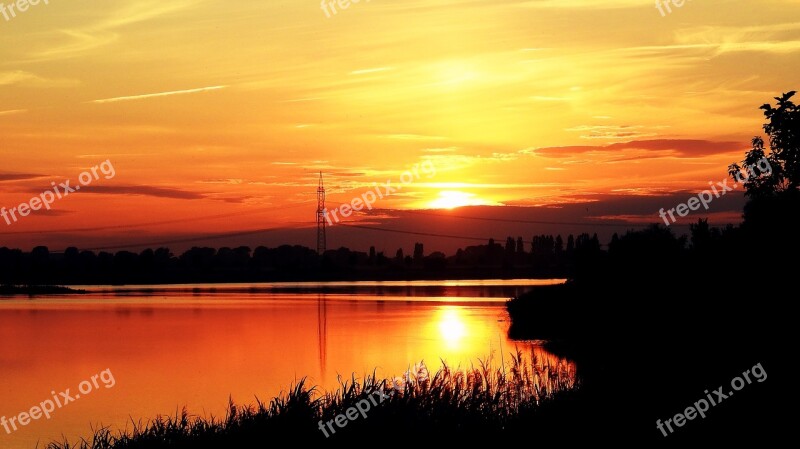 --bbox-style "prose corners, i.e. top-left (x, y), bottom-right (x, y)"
top-left (0, 285), bottom-right (86, 296)
top-left (45, 355), bottom-right (582, 446)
